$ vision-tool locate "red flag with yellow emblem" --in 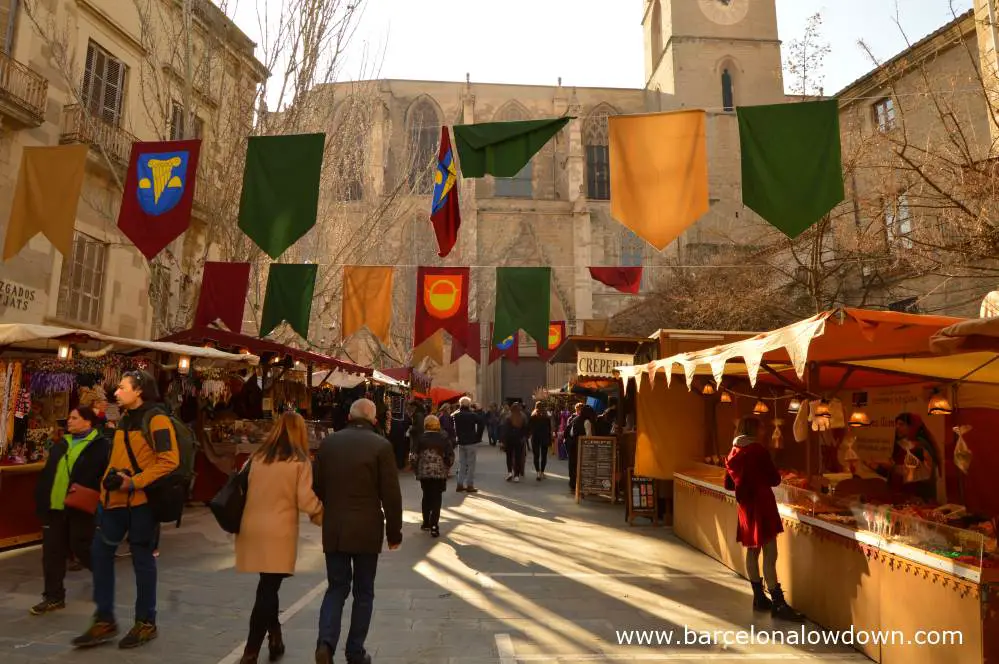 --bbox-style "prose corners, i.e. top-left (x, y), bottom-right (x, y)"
top-left (415, 266), bottom-right (469, 350)
top-left (536, 320), bottom-right (566, 361)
